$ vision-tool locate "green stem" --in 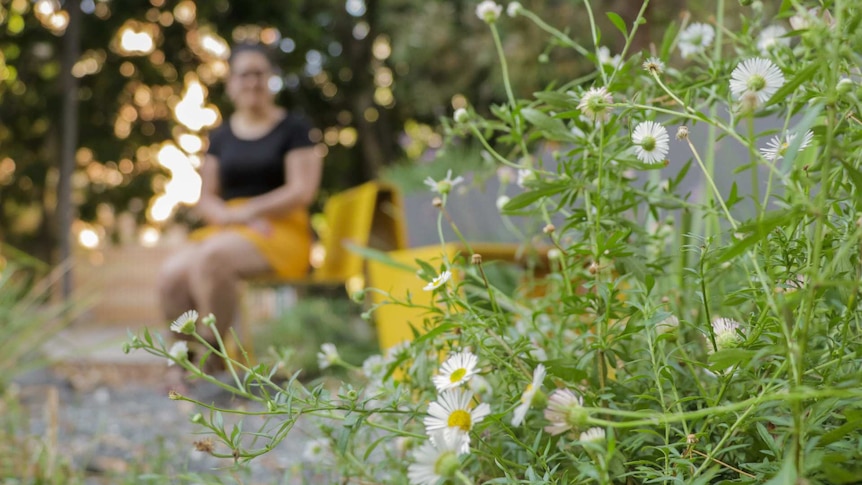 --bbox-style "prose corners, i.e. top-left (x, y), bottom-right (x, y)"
top-left (685, 138), bottom-right (738, 230)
